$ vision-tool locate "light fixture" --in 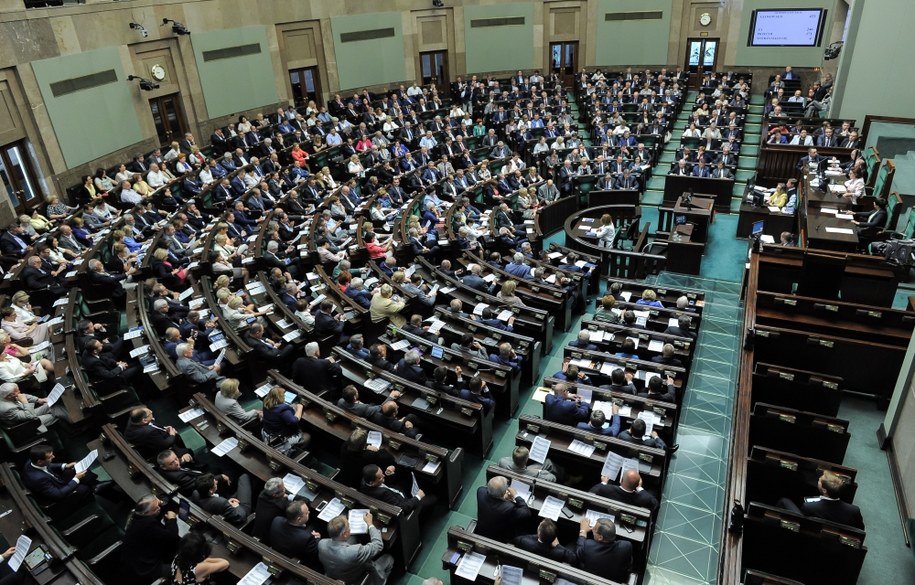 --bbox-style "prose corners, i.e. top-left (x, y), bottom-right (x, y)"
top-left (127, 75), bottom-right (160, 91)
top-left (129, 22), bottom-right (148, 38)
top-left (162, 18), bottom-right (191, 36)
top-left (824, 41), bottom-right (843, 61)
